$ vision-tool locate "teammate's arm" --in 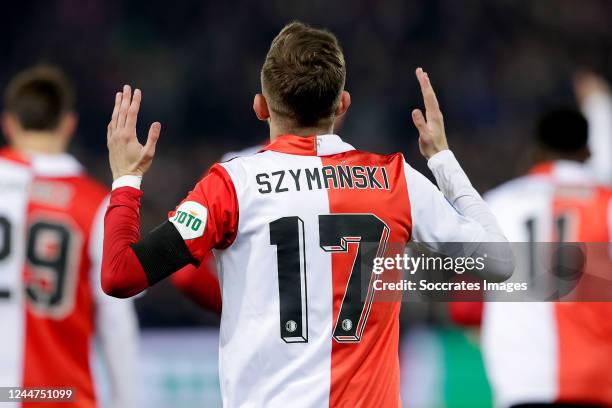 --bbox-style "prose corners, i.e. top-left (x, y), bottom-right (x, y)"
top-left (574, 71), bottom-right (612, 185)
top-left (91, 198), bottom-right (138, 407)
top-left (170, 254), bottom-right (222, 314)
top-left (408, 68), bottom-right (514, 282)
